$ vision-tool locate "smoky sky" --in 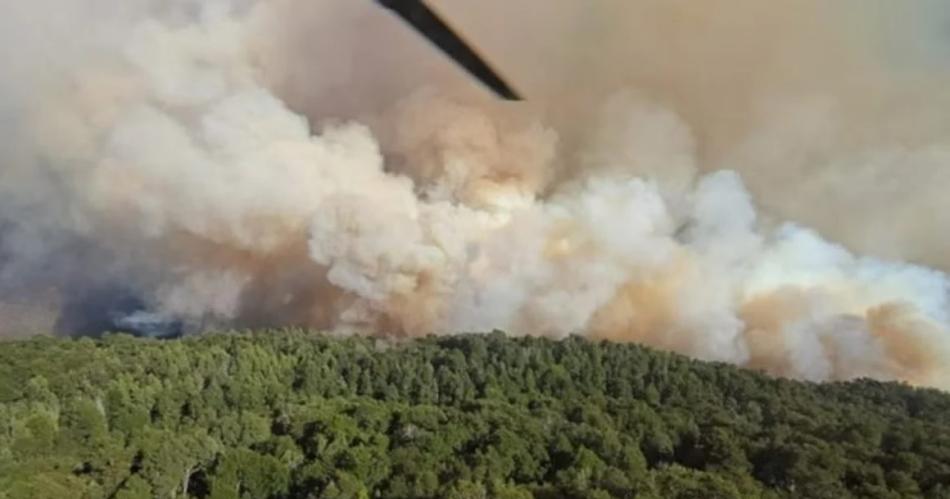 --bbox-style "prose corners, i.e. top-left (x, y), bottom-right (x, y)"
top-left (0, 0), bottom-right (948, 388)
